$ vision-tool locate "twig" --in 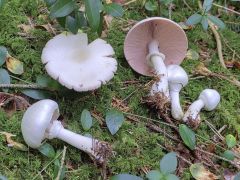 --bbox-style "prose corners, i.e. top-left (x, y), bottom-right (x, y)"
top-left (204, 119), bottom-right (224, 141)
top-left (198, 1), bottom-right (226, 69)
top-left (56, 146), bottom-right (67, 180)
top-left (213, 3), bottom-right (240, 16)
top-left (0, 84), bottom-right (53, 91)
top-left (183, 0), bottom-right (192, 10)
